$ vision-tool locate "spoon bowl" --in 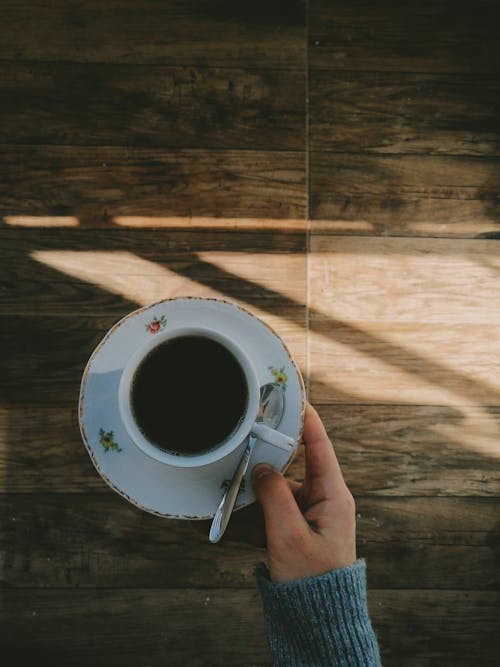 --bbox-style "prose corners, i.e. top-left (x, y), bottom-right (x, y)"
top-left (259, 382), bottom-right (284, 429)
